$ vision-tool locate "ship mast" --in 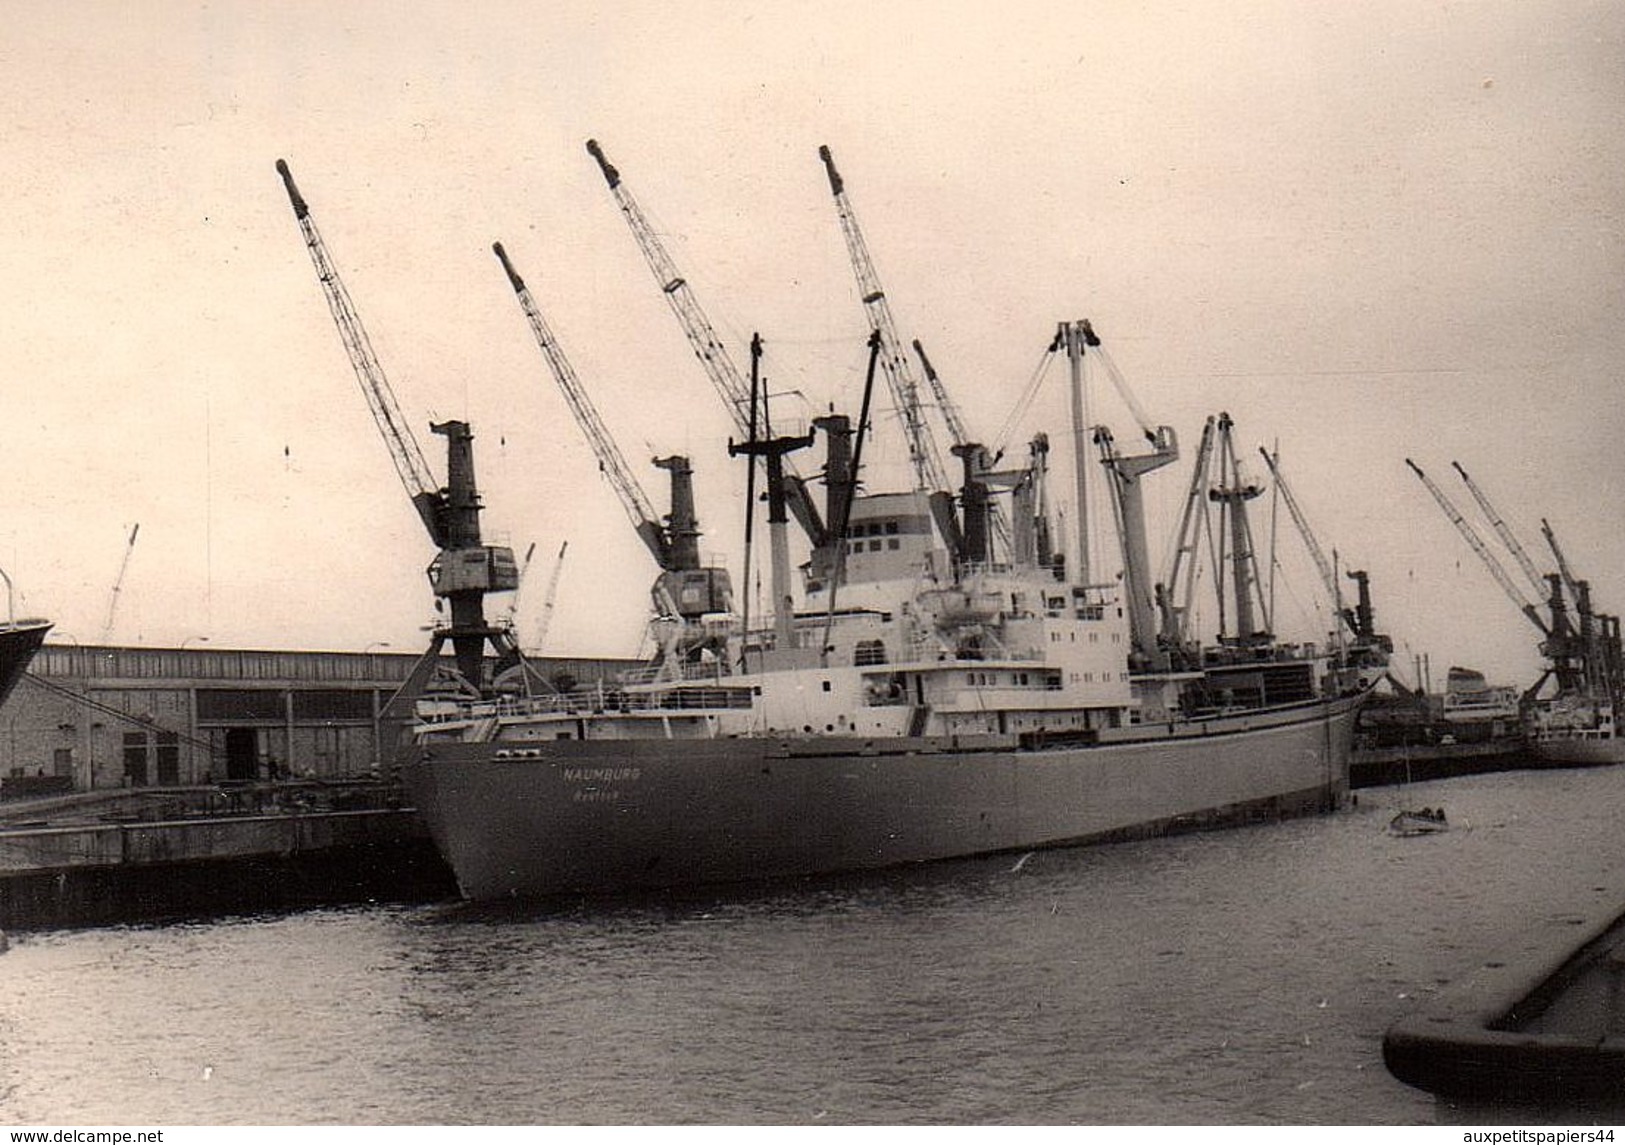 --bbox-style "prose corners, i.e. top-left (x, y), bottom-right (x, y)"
top-left (1210, 413), bottom-right (1271, 647)
top-left (1060, 320), bottom-right (1097, 585)
top-left (730, 336), bottom-right (814, 660)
